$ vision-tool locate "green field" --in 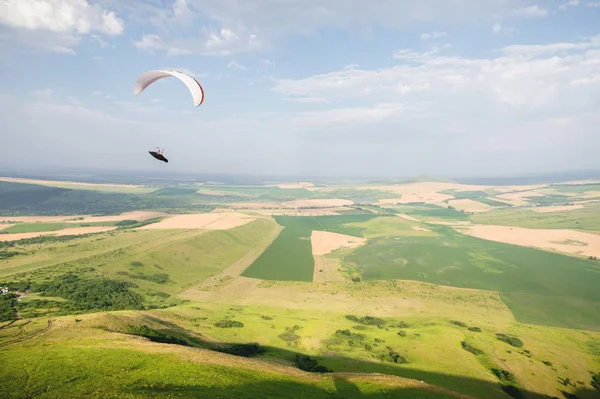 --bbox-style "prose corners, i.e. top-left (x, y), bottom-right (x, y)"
top-left (0, 221), bottom-right (117, 233)
top-left (242, 215), bottom-right (377, 281)
top-left (393, 204), bottom-right (471, 221)
top-left (344, 225), bottom-right (600, 331)
top-left (440, 190), bottom-right (510, 207)
top-left (471, 203), bottom-right (600, 230)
